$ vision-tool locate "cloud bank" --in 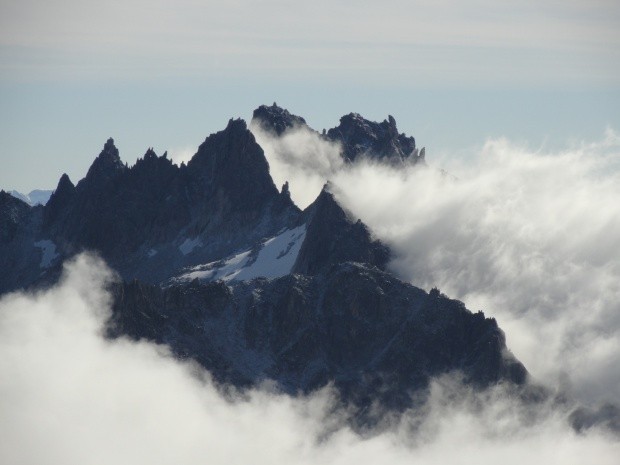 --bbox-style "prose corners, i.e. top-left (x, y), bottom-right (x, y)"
top-left (1, 255), bottom-right (618, 464)
top-left (326, 129), bottom-right (620, 407)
